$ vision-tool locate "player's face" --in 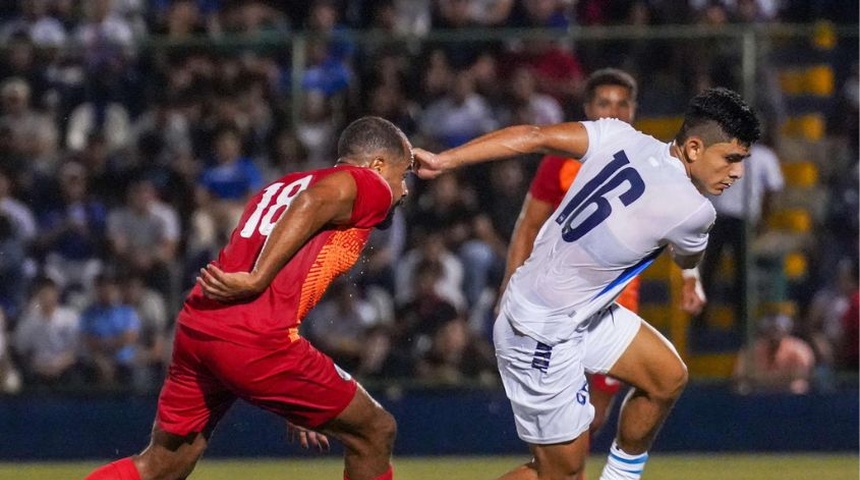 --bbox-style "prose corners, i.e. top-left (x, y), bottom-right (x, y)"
top-left (690, 139), bottom-right (749, 195)
top-left (379, 137), bottom-right (414, 207)
top-left (583, 85), bottom-right (636, 123)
